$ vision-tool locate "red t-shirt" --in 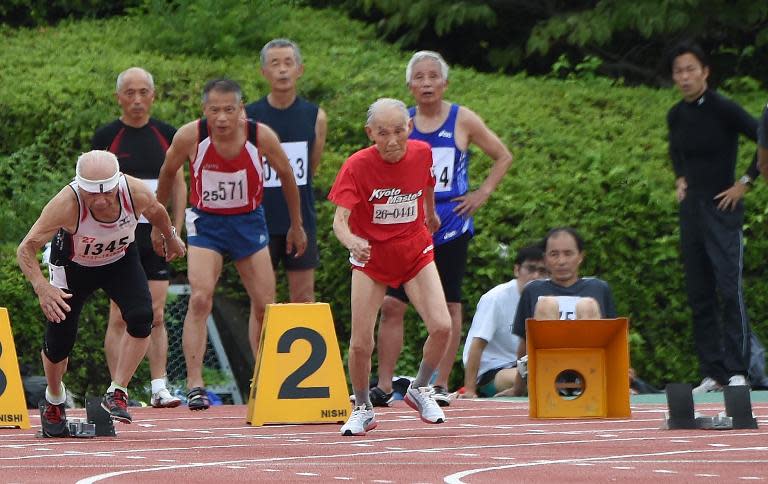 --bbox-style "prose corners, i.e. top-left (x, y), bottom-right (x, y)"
top-left (328, 140), bottom-right (436, 243)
